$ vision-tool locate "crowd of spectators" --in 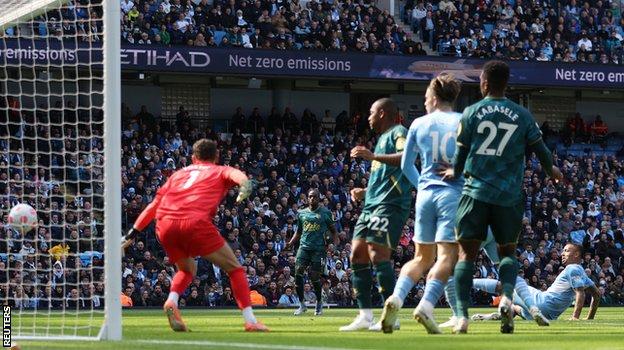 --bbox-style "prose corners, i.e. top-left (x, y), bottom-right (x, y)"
top-left (117, 104), bottom-right (624, 309)
top-left (5, 0), bottom-right (624, 62)
top-left (560, 113), bottom-right (610, 144)
top-left (0, 96), bottom-right (106, 310)
top-left (2, 98), bottom-right (624, 311)
top-left (407, 0), bottom-right (624, 64)
top-left (115, 0), bottom-right (624, 62)
top-left (117, 0), bottom-right (429, 55)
